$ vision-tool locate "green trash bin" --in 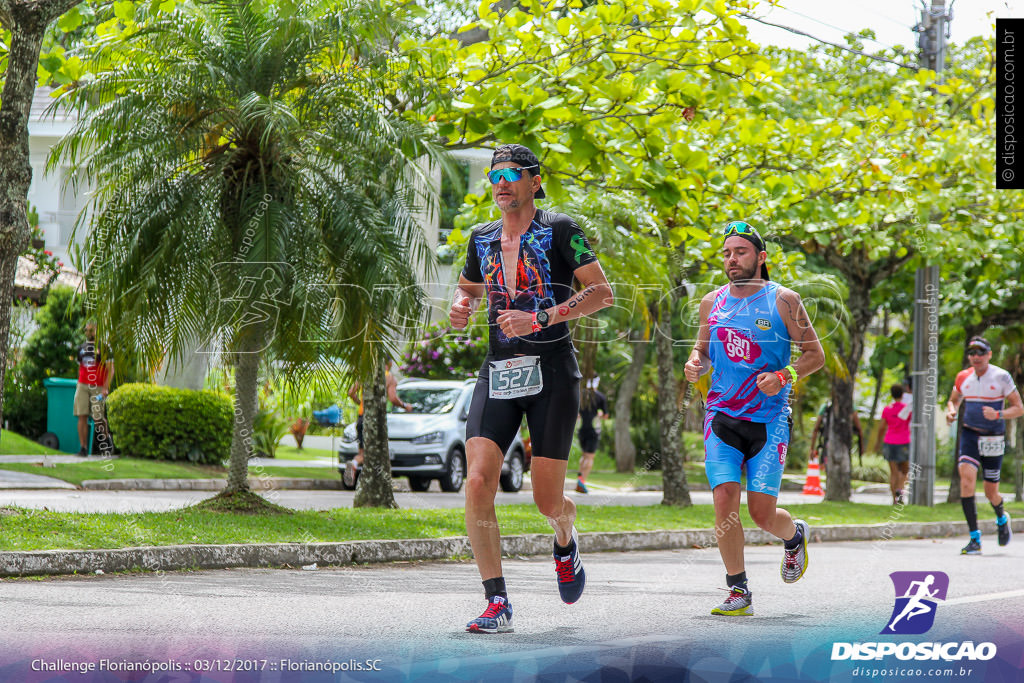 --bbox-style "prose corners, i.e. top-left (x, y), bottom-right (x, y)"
top-left (42, 377), bottom-right (81, 454)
